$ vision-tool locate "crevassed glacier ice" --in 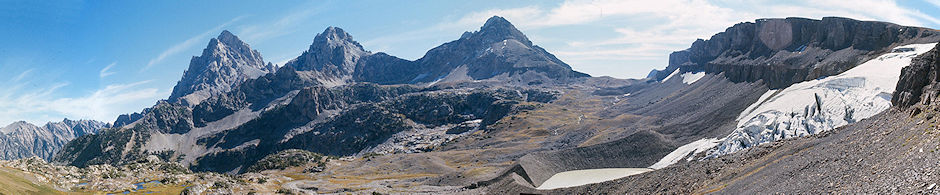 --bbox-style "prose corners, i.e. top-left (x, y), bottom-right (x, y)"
top-left (707, 43), bottom-right (939, 158)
